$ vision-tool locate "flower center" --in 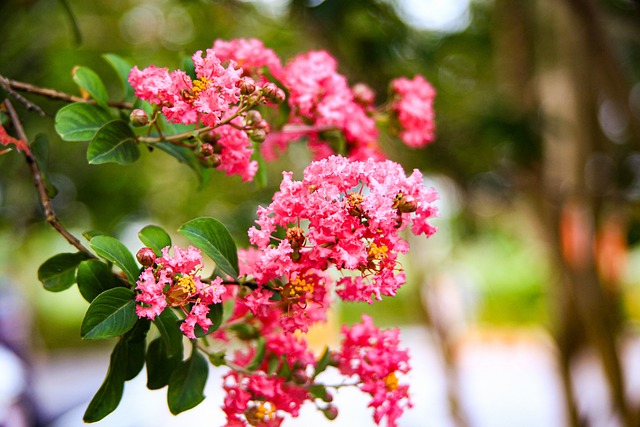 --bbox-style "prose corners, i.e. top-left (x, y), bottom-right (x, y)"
top-left (384, 372), bottom-right (399, 391)
top-left (166, 275), bottom-right (196, 306)
top-left (346, 192), bottom-right (365, 217)
top-left (245, 401), bottom-right (275, 426)
top-left (284, 273), bottom-right (315, 299)
top-left (182, 76), bottom-right (211, 103)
